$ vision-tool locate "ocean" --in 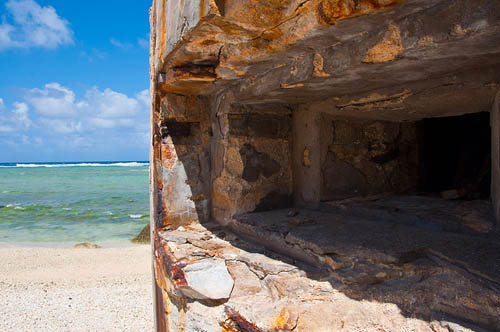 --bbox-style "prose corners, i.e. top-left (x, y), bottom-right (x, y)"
top-left (0, 162), bottom-right (150, 246)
